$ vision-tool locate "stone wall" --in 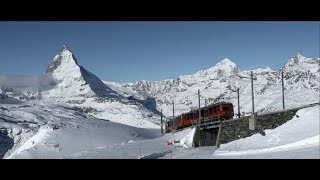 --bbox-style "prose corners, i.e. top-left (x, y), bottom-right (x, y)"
top-left (219, 108), bottom-right (300, 144)
top-left (193, 127), bottom-right (219, 147)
